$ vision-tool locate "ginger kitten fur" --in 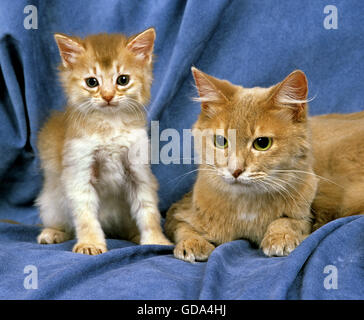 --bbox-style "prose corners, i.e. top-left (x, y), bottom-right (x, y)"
top-left (165, 68), bottom-right (318, 262)
top-left (36, 28), bottom-right (171, 255)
